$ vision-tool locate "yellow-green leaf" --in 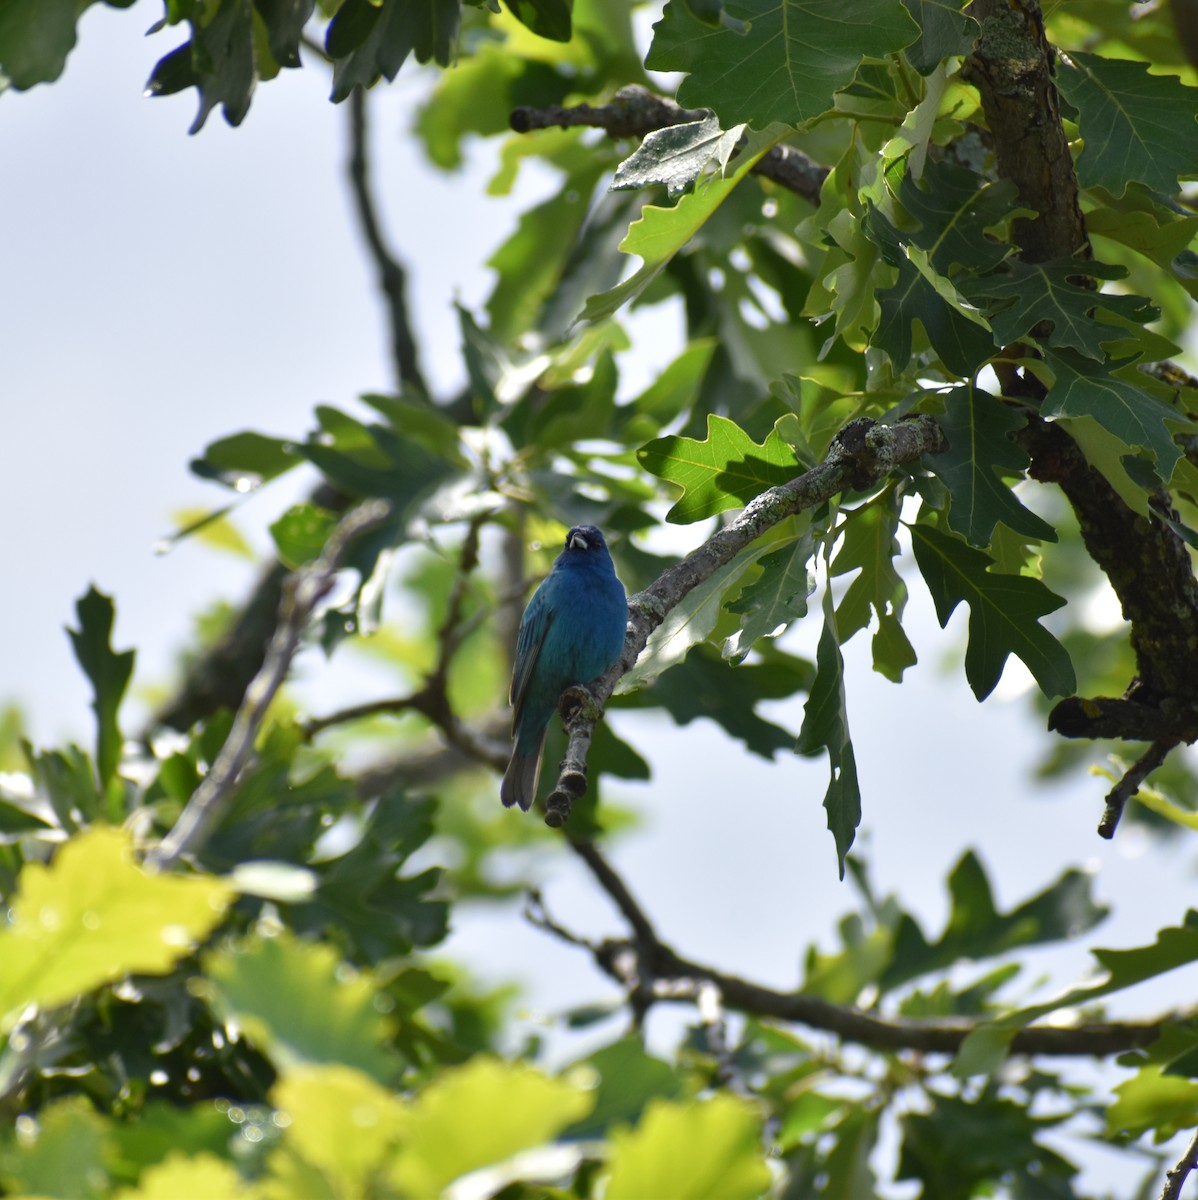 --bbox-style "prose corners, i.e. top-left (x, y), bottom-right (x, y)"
top-left (269, 1065), bottom-right (407, 1197)
top-left (202, 932), bottom-right (400, 1082)
top-left (605, 1094), bottom-right (771, 1200)
top-left (638, 414), bottom-right (800, 524)
top-left (115, 1152), bottom-right (246, 1200)
top-left (0, 826), bottom-right (233, 1031)
top-left (389, 1057), bottom-right (594, 1197)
